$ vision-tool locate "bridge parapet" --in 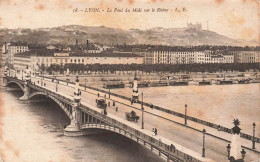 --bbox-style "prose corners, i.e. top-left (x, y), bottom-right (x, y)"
top-left (79, 102), bottom-right (213, 162)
